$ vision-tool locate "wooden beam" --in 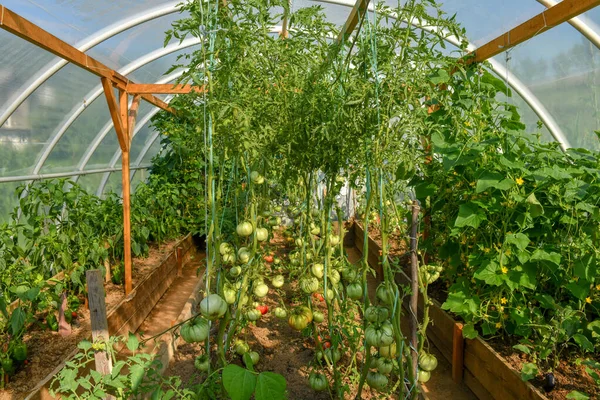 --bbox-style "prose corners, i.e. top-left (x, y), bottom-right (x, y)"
top-left (86, 270), bottom-right (114, 379)
top-left (128, 95), bottom-right (142, 140)
top-left (0, 5), bottom-right (175, 114)
top-left (468, 0), bottom-right (600, 63)
top-left (100, 78), bottom-right (127, 151)
top-left (122, 148), bottom-right (132, 296)
top-left (337, 0), bottom-right (371, 44)
top-left (119, 90), bottom-right (129, 148)
top-left (127, 83), bottom-right (204, 94)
